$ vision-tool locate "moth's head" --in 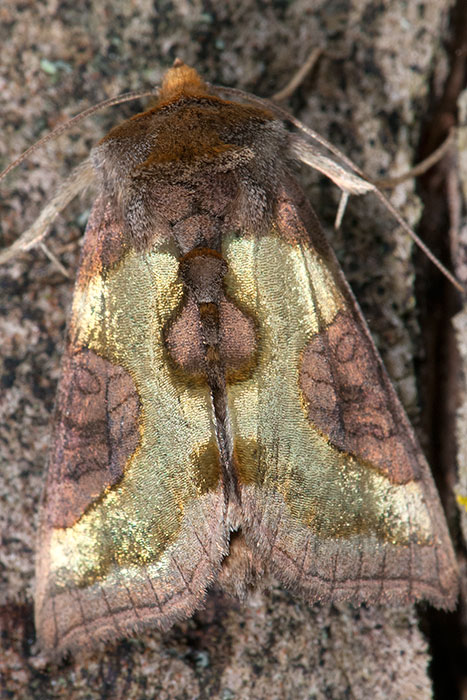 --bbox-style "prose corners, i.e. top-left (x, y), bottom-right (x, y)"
top-left (157, 59), bottom-right (209, 105)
